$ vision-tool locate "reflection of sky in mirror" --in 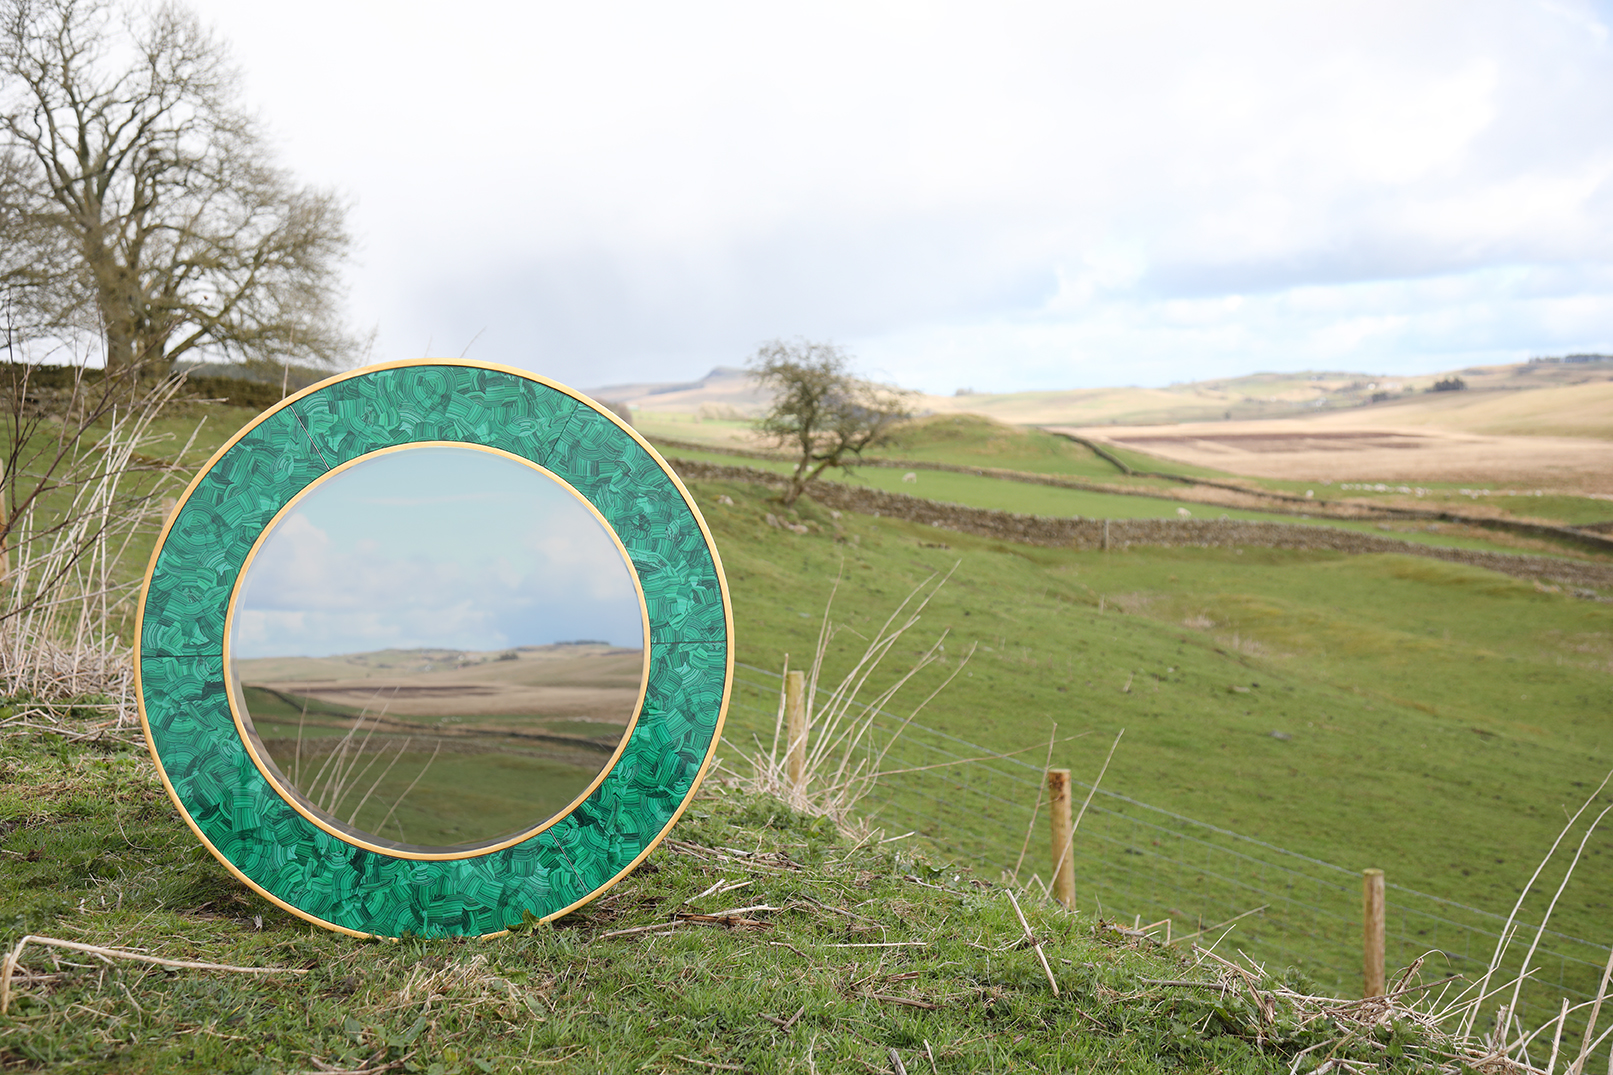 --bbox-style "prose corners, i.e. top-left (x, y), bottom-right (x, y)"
top-left (233, 446), bottom-right (643, 659)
